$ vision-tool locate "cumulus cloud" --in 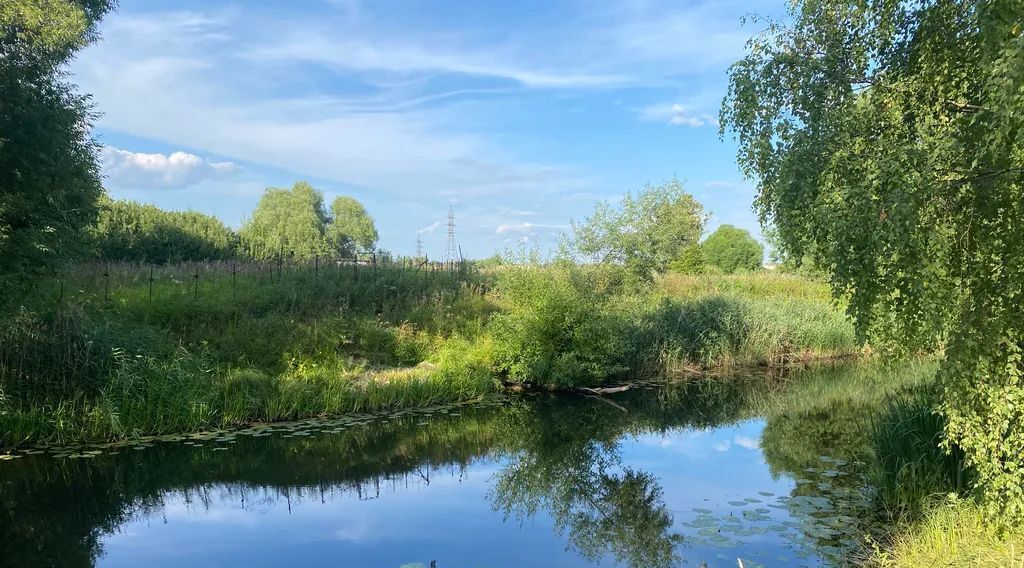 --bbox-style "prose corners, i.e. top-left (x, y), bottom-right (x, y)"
top-left (102, 147), bottom-right (238, 189)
